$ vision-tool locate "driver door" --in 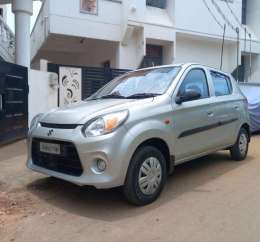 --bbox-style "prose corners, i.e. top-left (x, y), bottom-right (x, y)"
top-left (172, 68), bottom-right (216, 161)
